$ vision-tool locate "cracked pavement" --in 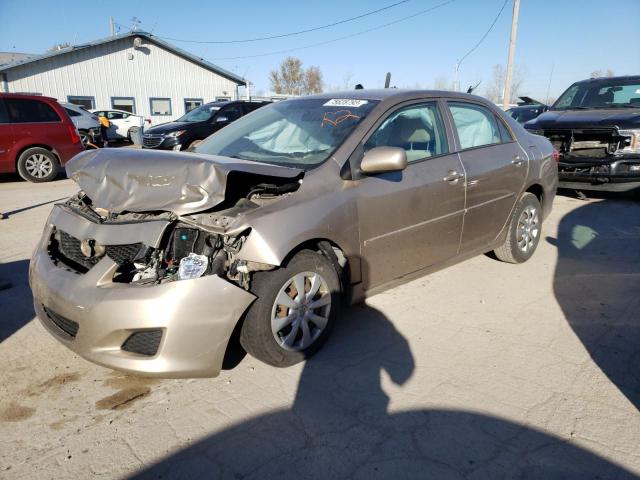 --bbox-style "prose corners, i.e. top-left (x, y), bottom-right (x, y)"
top-left (0, 177), bottom-right (639, 479)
